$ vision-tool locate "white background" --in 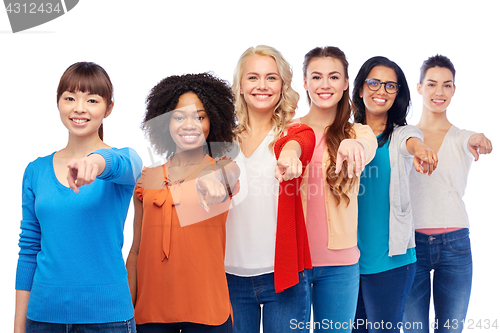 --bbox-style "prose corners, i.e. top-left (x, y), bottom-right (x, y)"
top-left (1, 0), bottom-right (499, 330)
